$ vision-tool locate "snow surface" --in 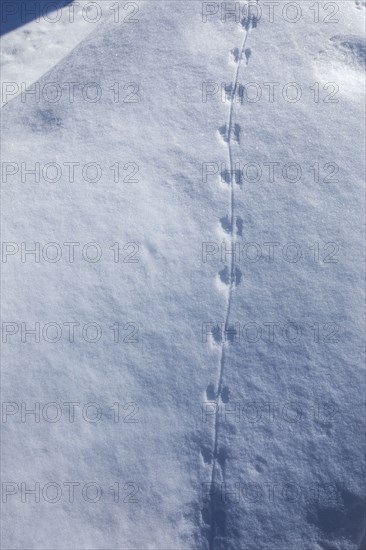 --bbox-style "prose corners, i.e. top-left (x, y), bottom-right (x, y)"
top-left (0, 0), bottom-right (97, 106)
top-left (1, 1), bottom-right (365, 549)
